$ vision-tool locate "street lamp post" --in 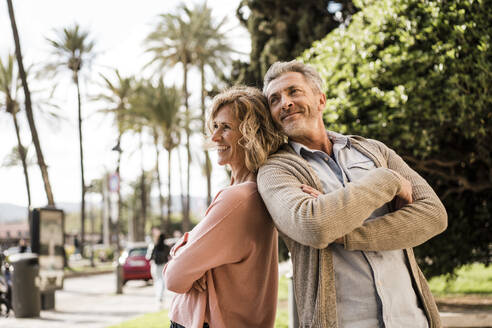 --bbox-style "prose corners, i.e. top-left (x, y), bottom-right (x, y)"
top-left (111, 141), bottom-right (123, 294)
